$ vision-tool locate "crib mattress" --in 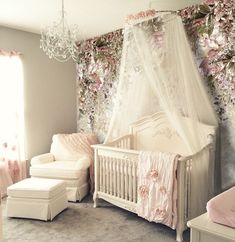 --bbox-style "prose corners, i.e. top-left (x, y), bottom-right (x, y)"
top-left (207, 186), bottom-right (235, 228)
